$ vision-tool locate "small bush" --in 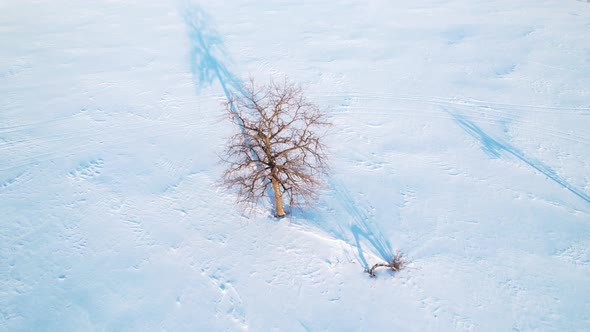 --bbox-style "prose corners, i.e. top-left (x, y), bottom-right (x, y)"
top-left (367, 251), bottom-right (407, 278)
